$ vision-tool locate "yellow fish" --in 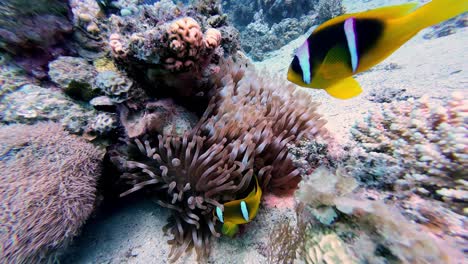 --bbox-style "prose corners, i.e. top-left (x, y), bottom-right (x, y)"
top-left (287, 0), bottom-right (468, 99)
top-left (214, 176), bottom-right (262, 237)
